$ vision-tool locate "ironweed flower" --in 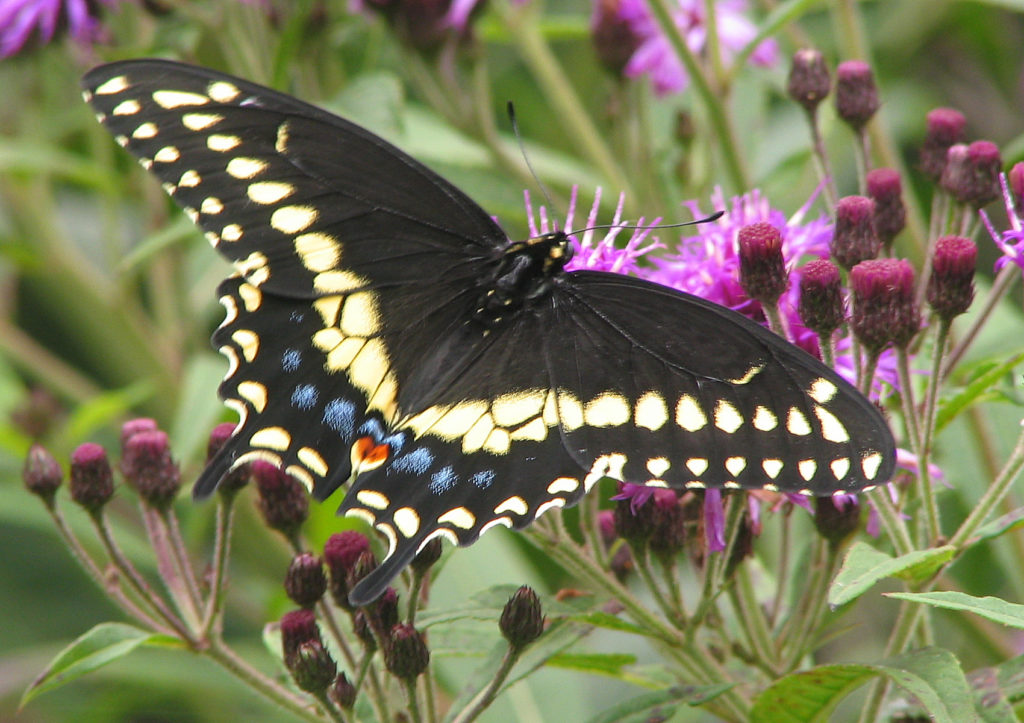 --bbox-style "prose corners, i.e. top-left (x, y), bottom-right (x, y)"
top-left (866, 168), bottom-right (906, 249)
top-left (23, 444), bottom-right (62, 507)
top-left (330, 672), bottom-right (358, 709)
top-left (927, 236), bottom-right (976, 321)
top-left (280, 608), bottom-right (322, 660)
top-left (285, 553), bottom-right (328, 608)
top-left (0, 0), bottom-right (115, 57)
top-left (357, 0), bottom-right (482, 51)
top-left (69, 442), bottom-right (114, 513)
top-left (832, 196), bottom-right (880, 270)
top-left (287, 640), bottom-right (337, 694)
top-left (383, 623), bottom-right (430, 680)
top-left (121, 429), bottom-right (181, 510)
top-left (737, 222), bottom-right (788, 305)
top-left (798, 259), bottom-right (844, 336)
top-left (252, 461), bottom-right (308, 538)
top-left (850, 259), bottom-right (920, 353)
top-left (591, 0), bottom-right (645, 75)
top-left (500, 586), bottom-right (545, 649)
top-left (324, 531), bottom-right (374, 608)
top-left (983, 173), bottom-right (1024, 274)
top-left (941, 141), bottom-right (1002, 208)
top-left (787, 48), bottom-right (831, 114)
top-left (920, 108), bottom-right (967, 181)
top-left (835, 60), bottom-right (880, 130)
